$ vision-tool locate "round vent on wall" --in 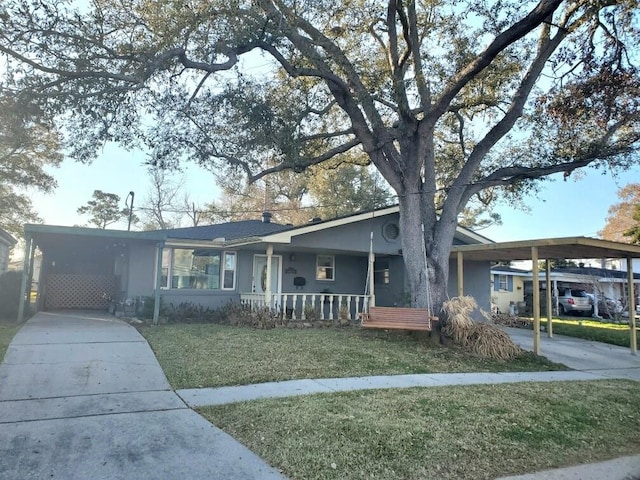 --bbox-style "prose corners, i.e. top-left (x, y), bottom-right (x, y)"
top-left (383, 222), bottom-right (400, 241)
